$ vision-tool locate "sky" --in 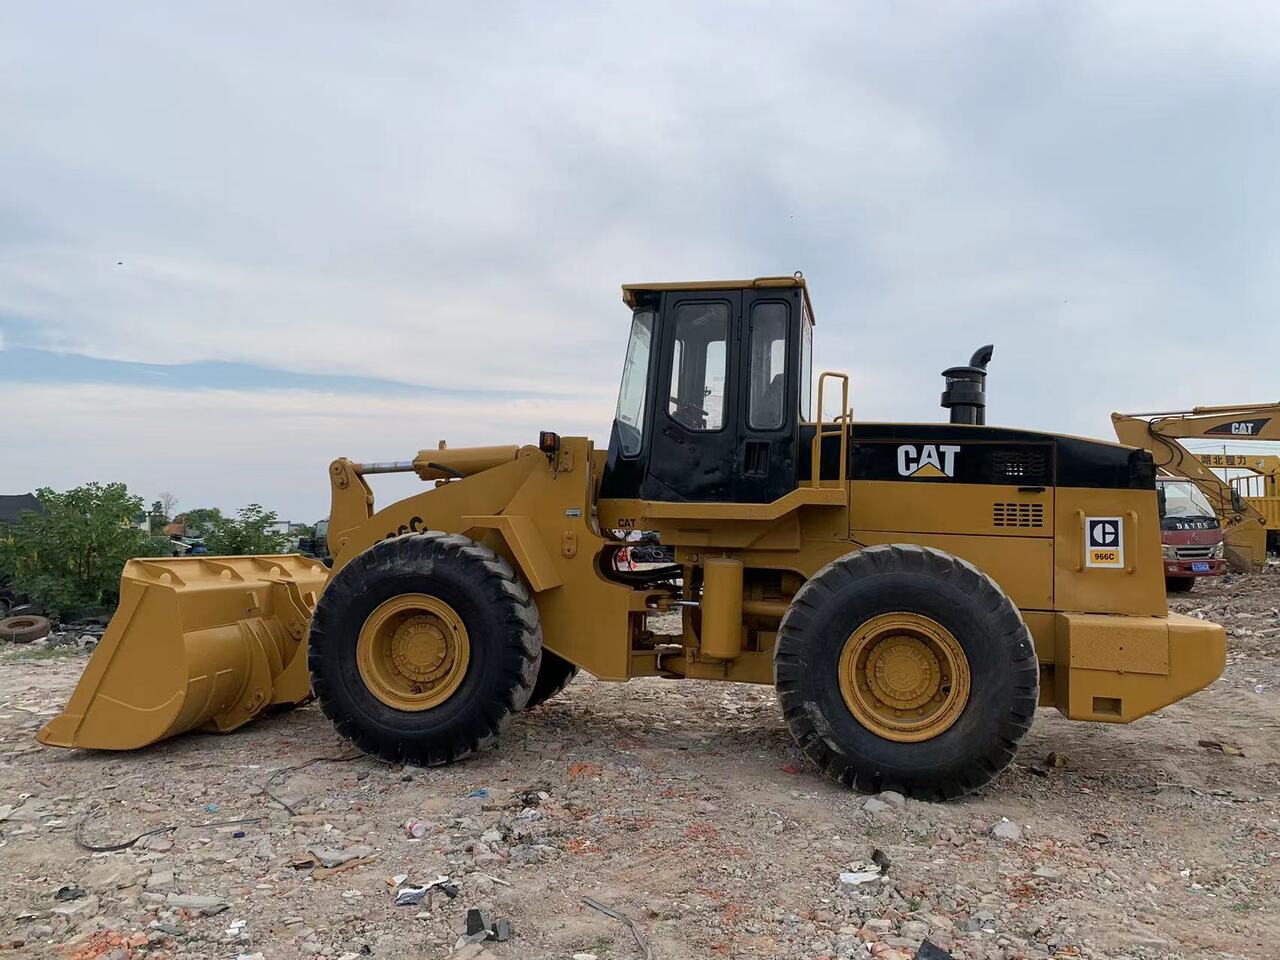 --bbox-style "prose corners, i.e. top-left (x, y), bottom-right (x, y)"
top-left (3, 2), bottom-right (1278, 520)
